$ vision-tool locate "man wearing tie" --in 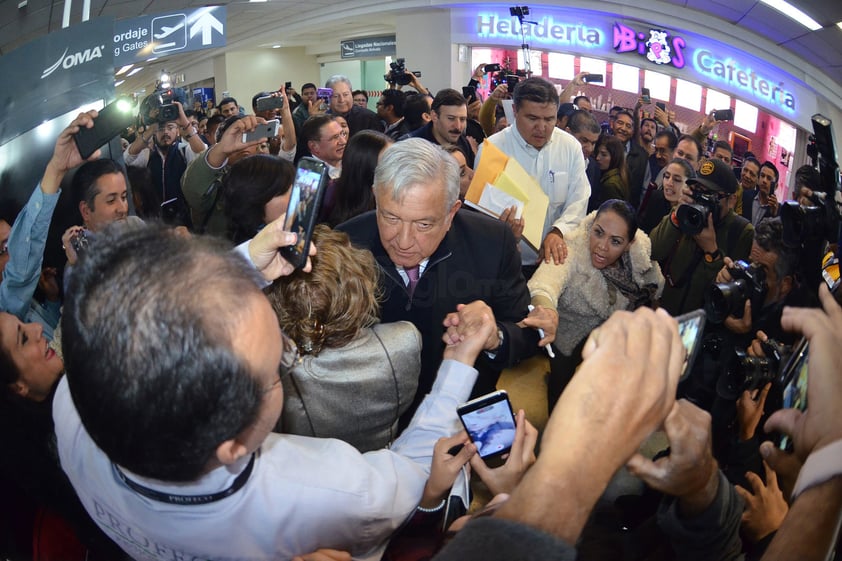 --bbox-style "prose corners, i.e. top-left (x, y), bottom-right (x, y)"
top-left (338, 139), bottom-right (556, 423)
